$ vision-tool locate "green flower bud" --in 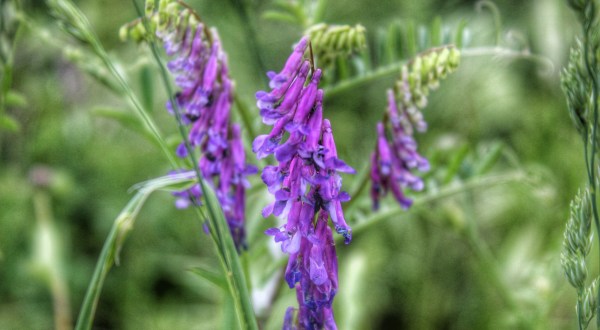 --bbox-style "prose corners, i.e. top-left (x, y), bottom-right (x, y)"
top-left (119, 25), bottom-right (129, 42)
top-left (304, 23), bottom-right (366, 66)
top-left (145, 0), bottom-right (155, 16)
